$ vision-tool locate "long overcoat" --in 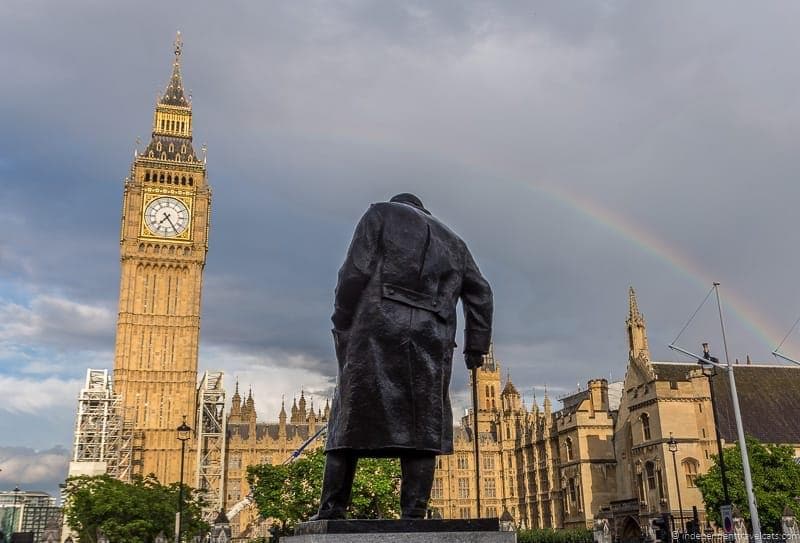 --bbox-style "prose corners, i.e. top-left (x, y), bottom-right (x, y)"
top-left (325, 199), bottom-right (493, 454)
